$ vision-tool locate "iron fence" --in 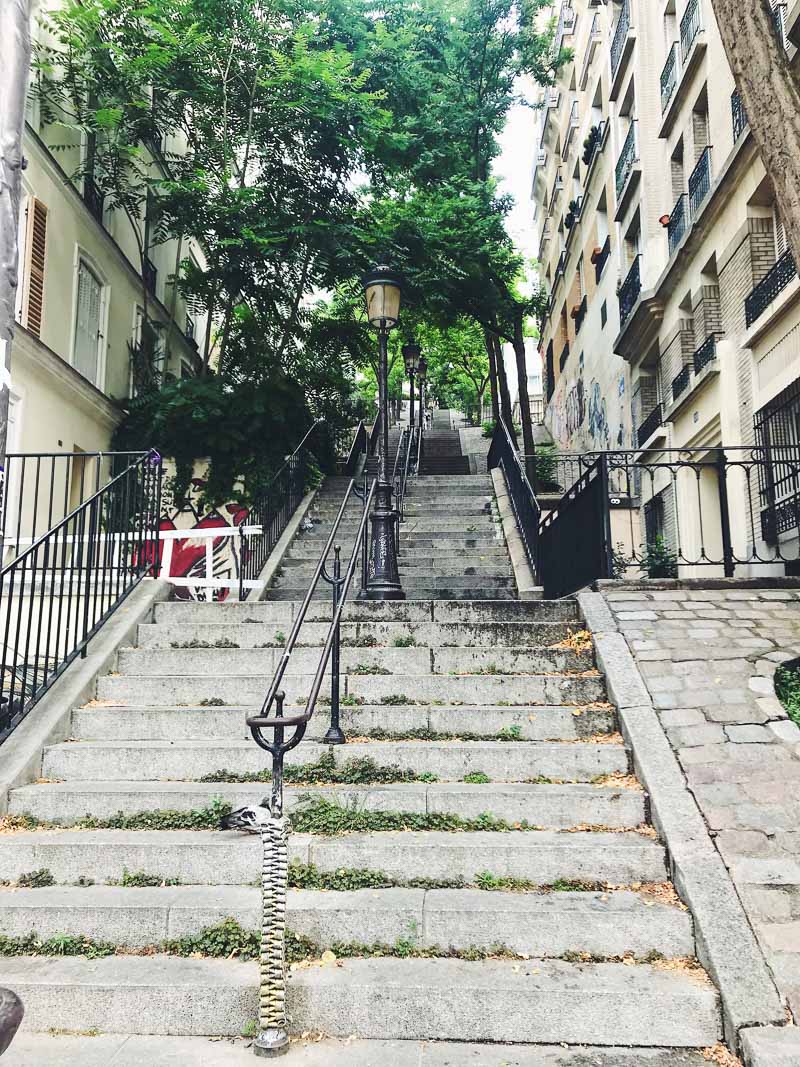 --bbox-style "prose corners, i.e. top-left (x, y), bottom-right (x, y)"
top-left (488, 418), bottom-right (540, 579)
top-left (539, 457), bottom-right (612, 599)
top-left (0, 451), bottom-right (162, 742)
